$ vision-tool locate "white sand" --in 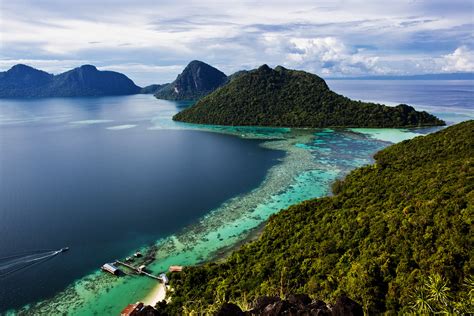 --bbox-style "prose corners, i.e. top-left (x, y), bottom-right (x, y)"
top-left (143, 283), bottom-right (166, 306)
